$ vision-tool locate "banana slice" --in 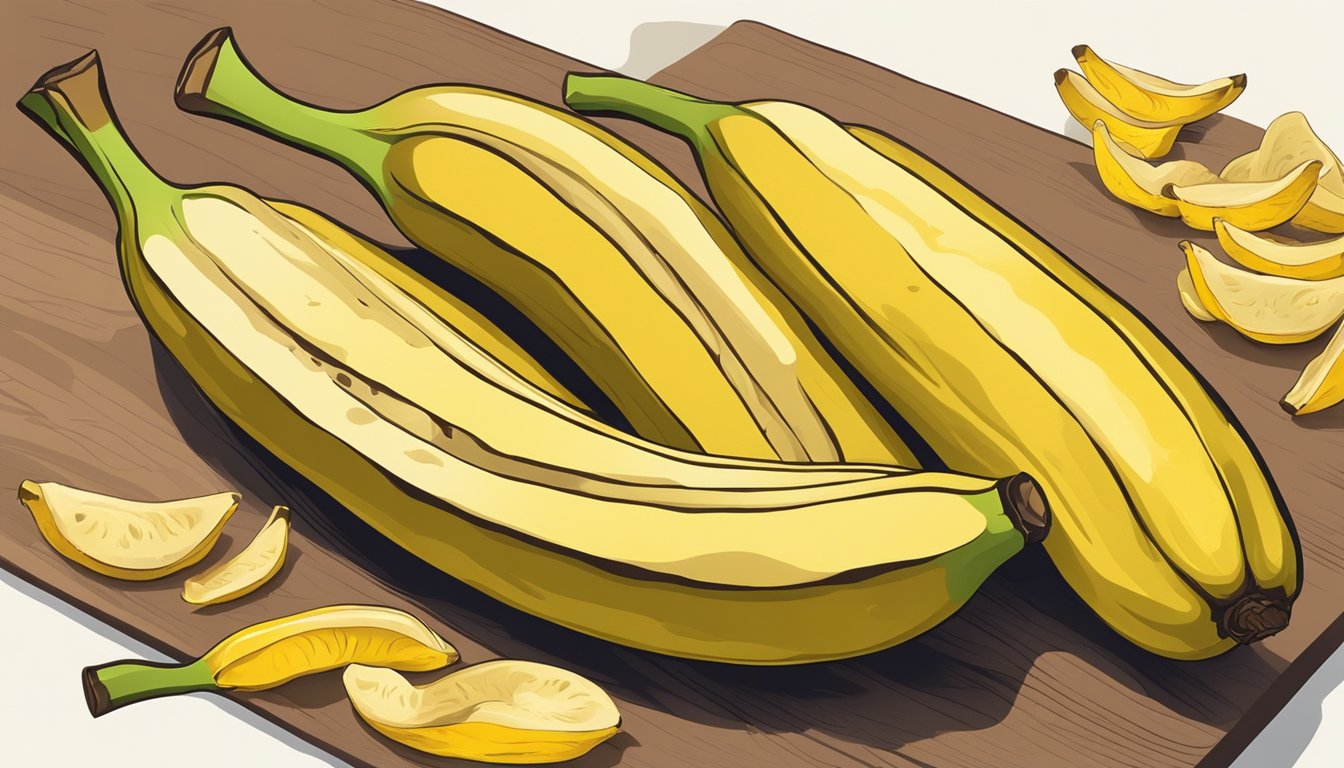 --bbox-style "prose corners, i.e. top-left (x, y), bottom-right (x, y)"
top-left (1222, 112), bottom-right (1344, 233)
top-left (1181, 239), bottom-right (1344, 343)
top-left (1283, 323), bottom-right (1344, 415)
top-left (1091, 120), bottom-right (1219, 215)
top-left (1176, 267), bottom-right (1216, 321)
top-left (1165, 160), bottom-right (1321, 231)
top-left (344, 662), bottom-right (620, 764)
top-left (18, 481), bottom-right (238, 580)
top-left (83, 605), bottom-right (458, 716)
top-left (1055, 69), bottom-right (1183, 158)
top-left (1215, 219), bottom-right (1344, 280)
top-left (1072, 44), bottom-right (1245, 124)
top-left (182, 505), bottom-right (290, 606)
